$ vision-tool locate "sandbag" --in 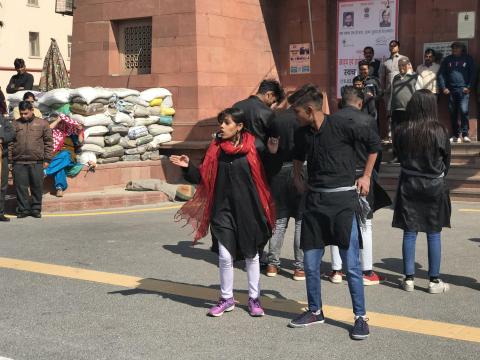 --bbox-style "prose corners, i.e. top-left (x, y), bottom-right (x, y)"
top-left (108, 124), bottom-right (129, 135)
top-left (161, 95), bottom-right (173, 109)
top-left (51, 103), bottom-right (71, 115)
top-left (114, 112), bottom-right (134, 126)
top-left (77, 113), bottom-right (112, 127)
top-left (70, 87), bottom-right (114, 104)
top-left (151, 133), bottom-right (172, 147)
top-left (124, 146), bottom-right (147, 155)
top-left (139, 88), bottom-right (172, 102)
top-left (118, 137), bottom-right (137, 149)
top-left (104, 133), bottom-right (121, 146)
top-left (101, 145), bottom-right (124, 158)
top-left (148, 124), bottom-right (173, 136)
top-left (160, 107), bottom-right (175, 116)
top-left (81, 143), bottom-right (105, 155)
top-left (128, 126), bottom-right (149, 140)
top-left (122, 154), bottom-right (142, 161)
top-left (109, 88), bottom-right (140, 98)
top-left (148, 106), bottom-right (162, 116)
top-left (78, 151), bottom-right (97, 165)
top-left (141, 150), bottom-right (162, 161)
top-left (84, 125), bottom-right (109, 138)
top-left (149, 98), bottom-right (163, 107)
top-left (97, 157), bottom-right (121, 164)
top-left (70, 102), bottom-right (105, 116)
top-left (134, 117), bottom-right (158, 127)
top-left (136, 134), bottom-right (153, 146)
top-left (123, 96), bottom-right (150, 107)
top-left (84, 136), bottom-right (105, 147)
top-left (38, 88), bottom-right (71, 106)
top-left (158, 116), bottom-right (173, 126)
top-left (7, 90), bottom-right (42, 106)
top-left (133, 105), bottom-right (149, 117)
